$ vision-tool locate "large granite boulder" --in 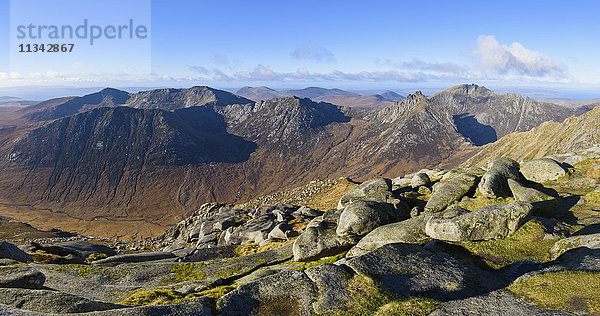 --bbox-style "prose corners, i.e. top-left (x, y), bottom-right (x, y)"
top-left (226, 214), bottom-right (276, 245)
top-left (425, 201), bottom-right (533, 242)
top-left (478, 157), bottom-right (521, 198)
top-left (336, 201), bottom-right (402, 237)
top-left (220, 264), bottom-right (354, 315)
top-left (507, 179), bottom-right (552, 203)
top-left (346, 213), bottom-right (434, 257)
top-left (303, 264), bottom-right (354, 314)
top-left (28, 241), bottom-right (116, 261)
top-left (430, 289), bottom-right (576, 316)
top-left (0, 266), bottom-right (45, 289)
top-left (337, 178), bottom-right (393, 209)
top-left (344, 243), bottom-right (501, 300)
top-left (0, 288), bottom-right (126, 314)
top-left (550, 233), bottom-right (600, 260)
top-left (424, 174), bottom-right (479, 212)
top-left (293, 209), bottom-right (357, 261)
top-left (217, 270), bottom-right (318, 316)
top-left (521, 158), bottom-right (567, 182)
top-left (0, 242), bottom-right (32, 263)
